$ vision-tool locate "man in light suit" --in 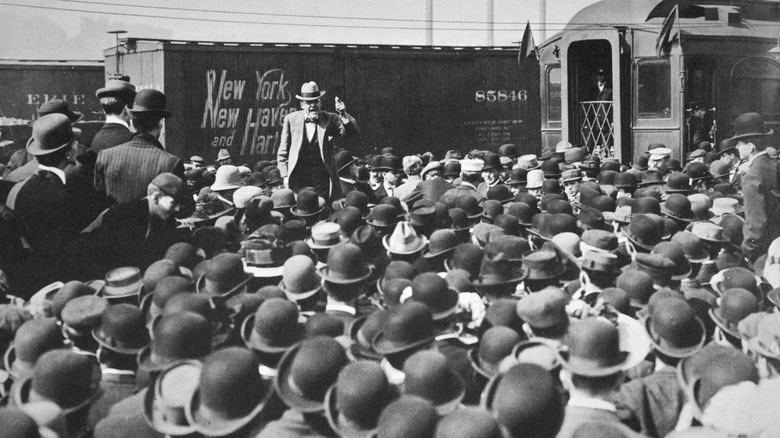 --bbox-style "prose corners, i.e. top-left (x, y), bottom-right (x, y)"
top-left (277, 82), bottom-right (359, 201)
